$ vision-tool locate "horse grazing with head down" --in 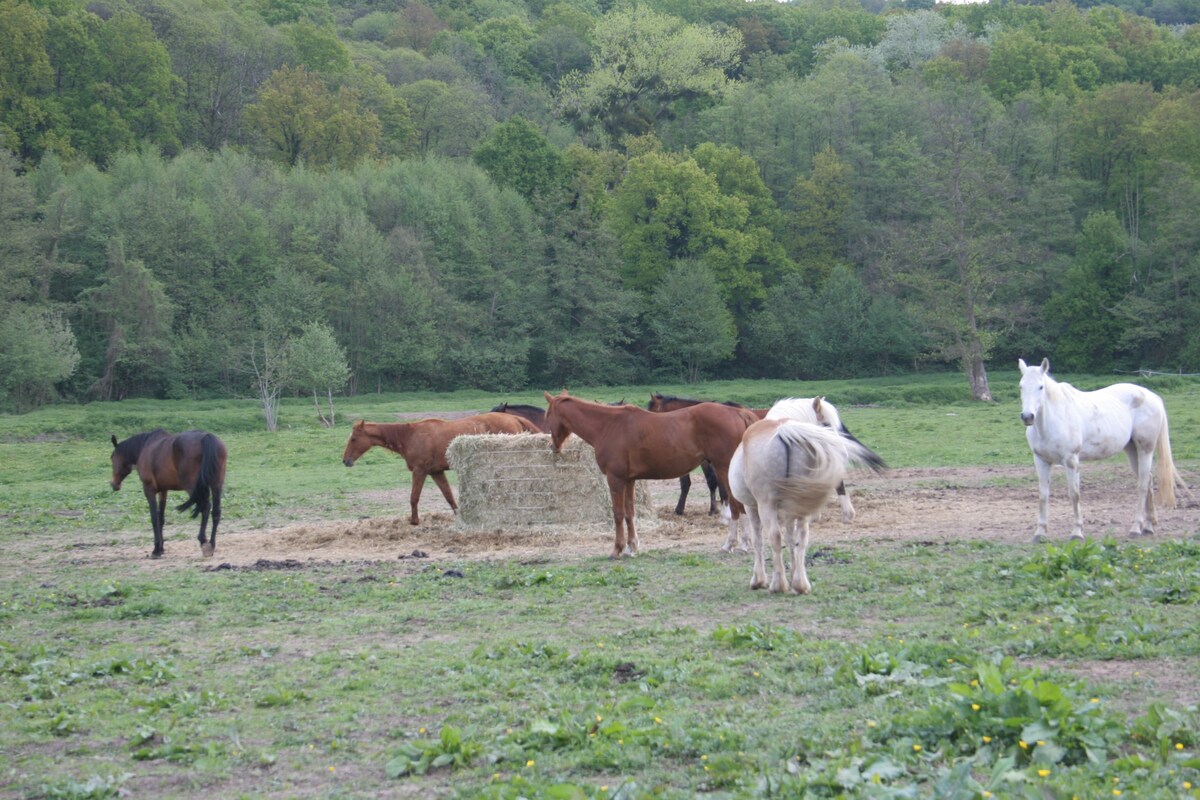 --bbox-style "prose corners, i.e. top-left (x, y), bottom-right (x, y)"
top-left (342, 412), bottom-right (541, 525)
top-left (647, 393), bottom-right (768, 516)
top-left (729, 419), bottom-right (885, 595)
top-left (544, 390), bottom-right (759, 558)
top-left (490, 402), bottom-right (550, 433)
top-left (110, 429), bottom-right (228, 558)
top-left (1018, 357), bottom-right (1187, 541)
